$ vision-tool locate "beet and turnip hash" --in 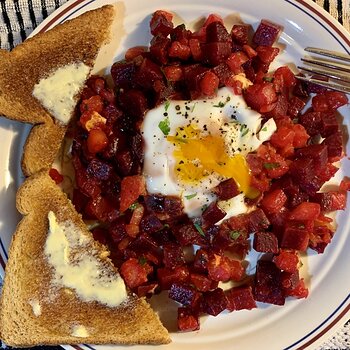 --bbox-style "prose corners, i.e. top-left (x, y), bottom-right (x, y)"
top-left (50, 11), bottom-right (349, 332)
